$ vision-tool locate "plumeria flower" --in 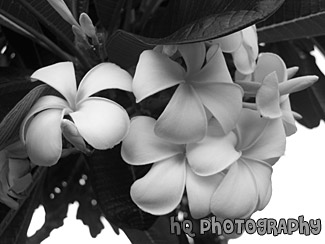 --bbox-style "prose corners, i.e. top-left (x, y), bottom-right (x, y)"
top-left (189, 108), bottom-right (286, 219)
top-left (20, 62), bottom-right (132, 166)
top-left (0, 141), bottom-right (32, 209)
top-left (211, 25), bottom-right (258, 75)
top-left (236, 53), bottom-right (318, 136)
top-left (121, 116), bottom-right (240, 219)
top-left (133, 43), bottom-right (243, 144)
